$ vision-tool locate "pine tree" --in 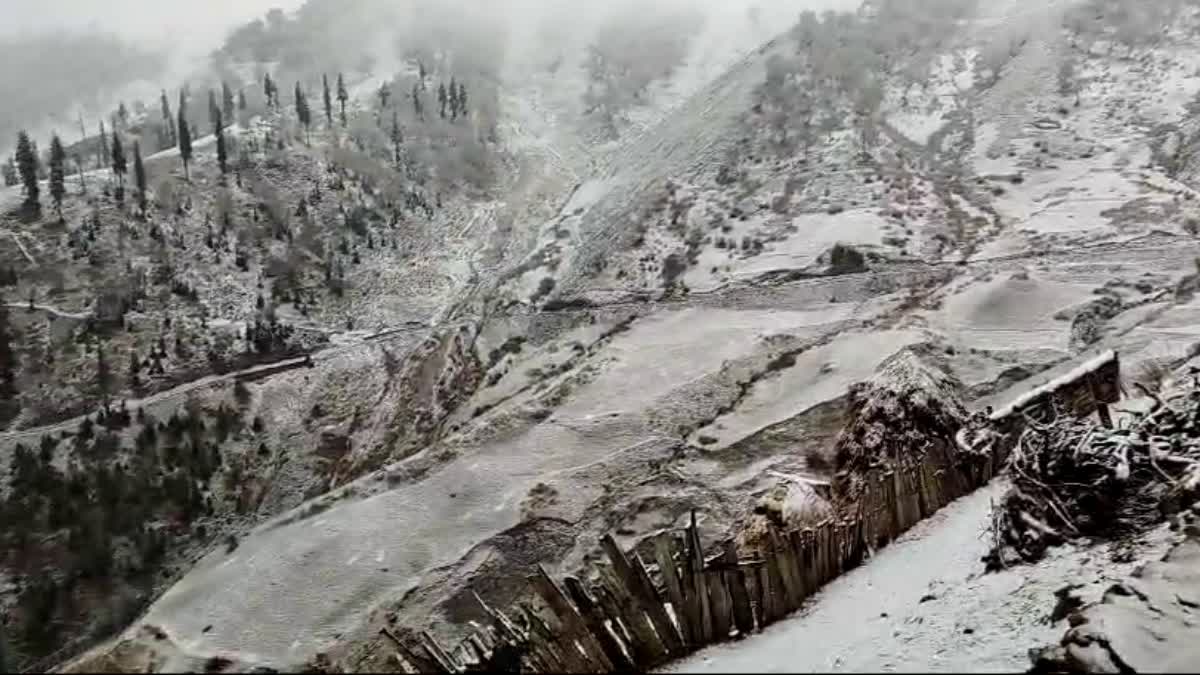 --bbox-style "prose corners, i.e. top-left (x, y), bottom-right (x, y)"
top-left (336, 73), bottom-right (348, 127)
top-left (222, 81), bottom-right (235, 128)
top-left (14, 131), bottom-right (39, 211)
top-left (208, 89), bottom-right (220, 130)
top-left (295, 83), bottom-right (311, 145)
top-left (264, 72), bottom-right (276, 108)
top-left (2, 156), bottom-right (16, 188)
top-left (133, 141), bottom-right (147, 211)
top-left (178, 96), bottom-right (193, 181)
top-left (322, 74), bottom-right (333, 127)
top-left (160, 89), bottom-right (174, 146)
top-left (117, 102), bottom-right (129, 129)
top-left (96, 340), bottom-right (112, 407)
top-left (48, 134), bottom-right (66, 218)
top-left (238, 89), bottom-right (247, 111)
top-left (457, 82), bottom-right (468, 117)
top-left (215, 110), bottom-right (228, 176)
top-left (448, 77), bottom-right (459, 119)
top-left (98, 120), bottom-right (110, 169)
top-left (391, 110), bottom-right (403, 166)
top-left (418, 60), bottom-right (427, 89)
top-left (437, 82), bottom-right (448, 119)
top-left (111, 131), bottom-right (127, 202)
top-left (412, 83), bottom-right (423, 120)
top-left (379, 82), bottom-right (391, 108)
